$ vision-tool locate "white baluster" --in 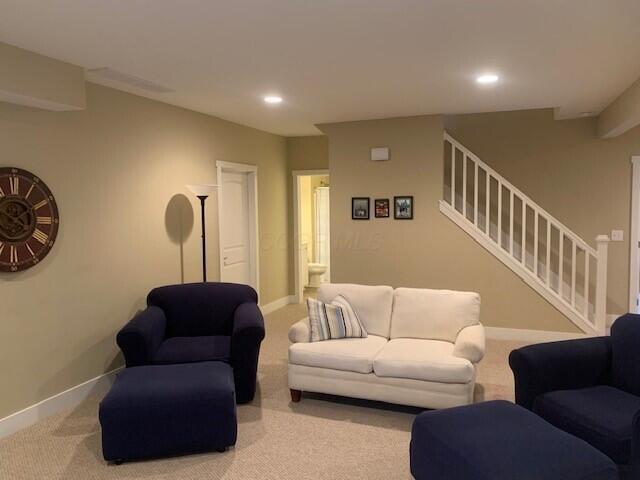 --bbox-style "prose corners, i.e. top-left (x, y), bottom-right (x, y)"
top-left (584, 253), bottom-right (590, 319)
top-left (521, 200), bottom-right (526, 264)
top-left (474, 161), bottom-right (479, 226)
top-left (533, 209), bottom-right (539, 275)
top-left (546, 221), bottom-right (551, 286)
top-left (497, 181), bottom-right (502, 247)
top-left (486, 173), bottom-right (490, 235)
top-left (509, 190), bottom-right (514, 256)
top-left (571, 242), bottom-right (577, 307)
top-left (595, 235), bottom-right (610, 335)
top-left (559, 233), bottom-right (564, 298)
top-left (451, 146), bottom-right (456, 208)
top-left (462, 155), bottom-right (467, 219)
